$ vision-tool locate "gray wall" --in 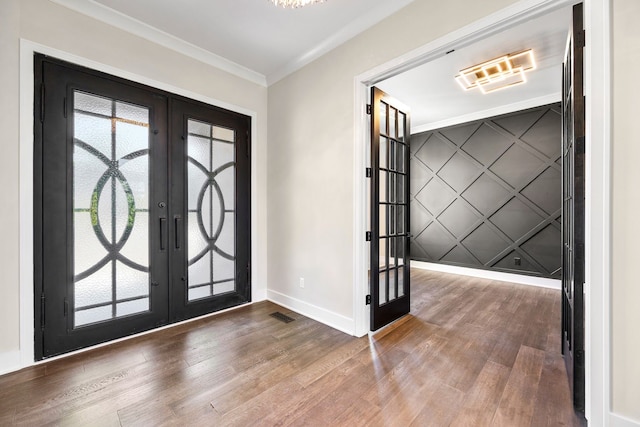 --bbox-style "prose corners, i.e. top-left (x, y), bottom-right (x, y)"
top-left (410, 103), bottom-right (561, 278)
